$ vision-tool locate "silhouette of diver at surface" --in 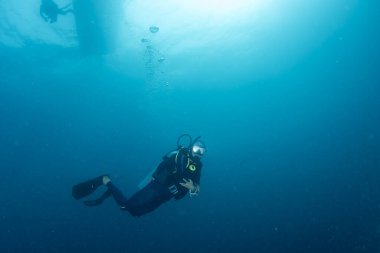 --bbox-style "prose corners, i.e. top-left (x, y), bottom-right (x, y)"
top-left (40, 0), bottom-right (73, 23)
